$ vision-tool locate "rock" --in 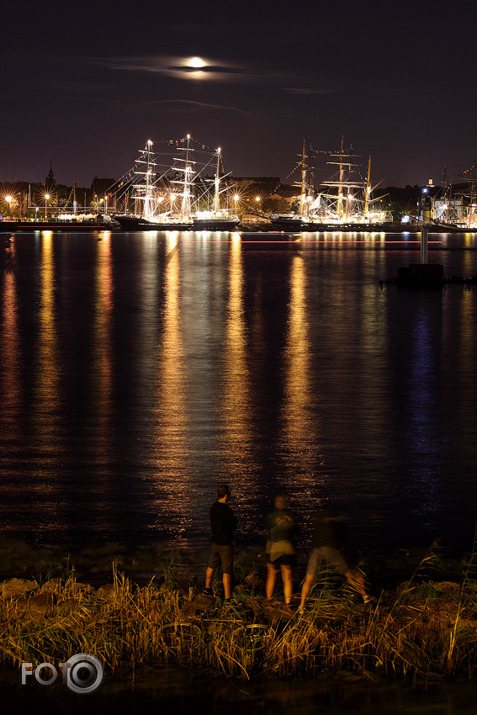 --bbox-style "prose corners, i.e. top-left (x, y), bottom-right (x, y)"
top-left (191, 593), bottom-right (214, 608)
top-left (433, 581), bottom-right (460, 596)
top-left (0, 578), bottom-right (37, 598)
top-left (95, 584), bottom-right (118, 600)
top-left (180, 593), bottom-right (214, 616)
top-left (28, 593), bottom-right (56, 612)
top-left (15, 593), bottom-right (56, 616)
top-left (396, 581), bottom-right (416, 597)
top-left (244, 571), bottom-right (264, 589)
top-left (41, 578), bottom-right (63, 592)
top-left (57, 598), bottom-right (81, 611)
